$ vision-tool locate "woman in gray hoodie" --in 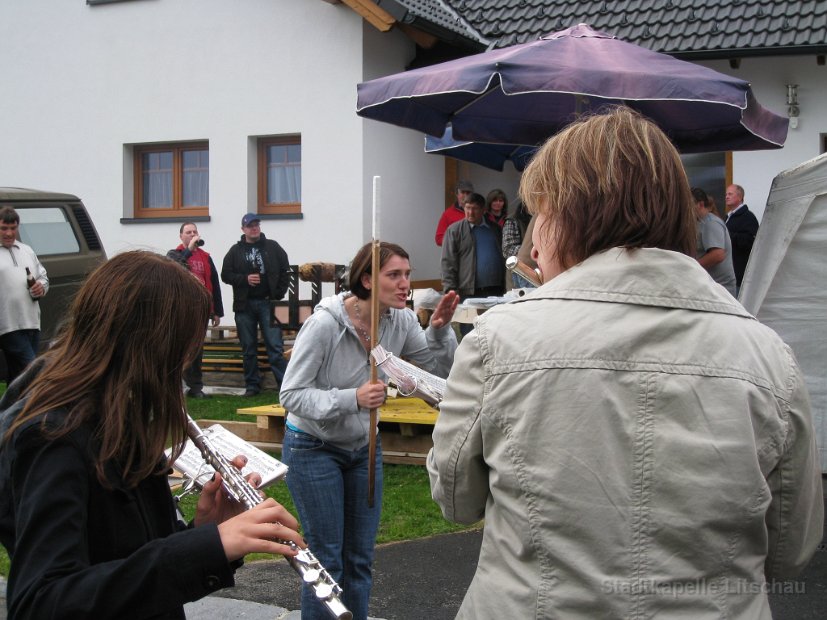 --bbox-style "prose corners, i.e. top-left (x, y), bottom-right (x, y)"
top-left (279, 241), bottom-right (458, 620)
